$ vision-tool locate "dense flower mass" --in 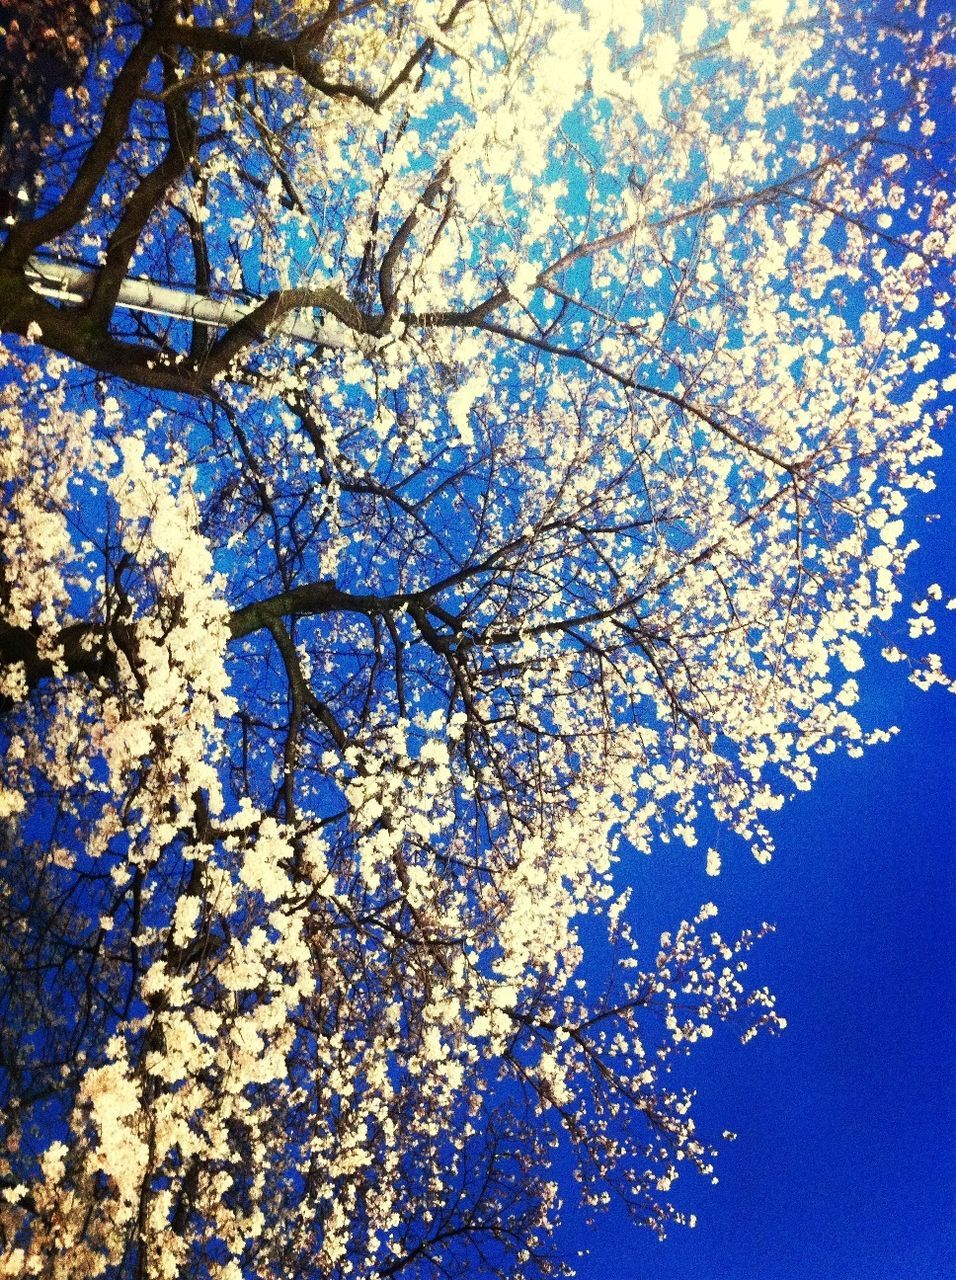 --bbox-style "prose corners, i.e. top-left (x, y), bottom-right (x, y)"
top-left (0, 1), bottom-right (953, 1277)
